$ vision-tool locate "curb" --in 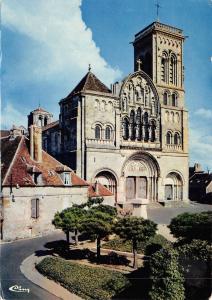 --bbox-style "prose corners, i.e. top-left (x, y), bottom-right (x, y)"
top-left (20, 254), bottom-right (82, 300)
